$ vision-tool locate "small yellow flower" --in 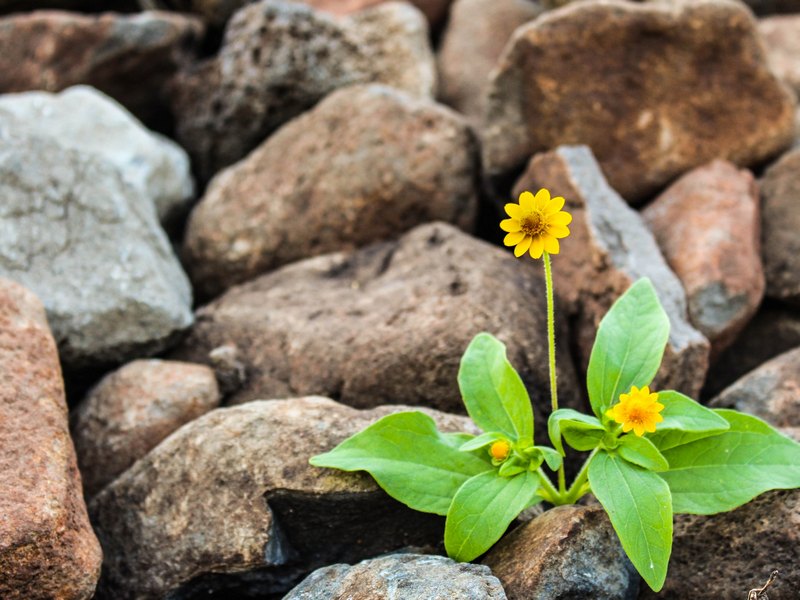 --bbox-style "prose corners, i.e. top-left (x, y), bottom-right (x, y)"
top-left (489, 440), bottom-right (510, 461)
top-left (606, 385), bottom-right (665, 437)
top-left (501, 188), bottom-right (572, 259)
